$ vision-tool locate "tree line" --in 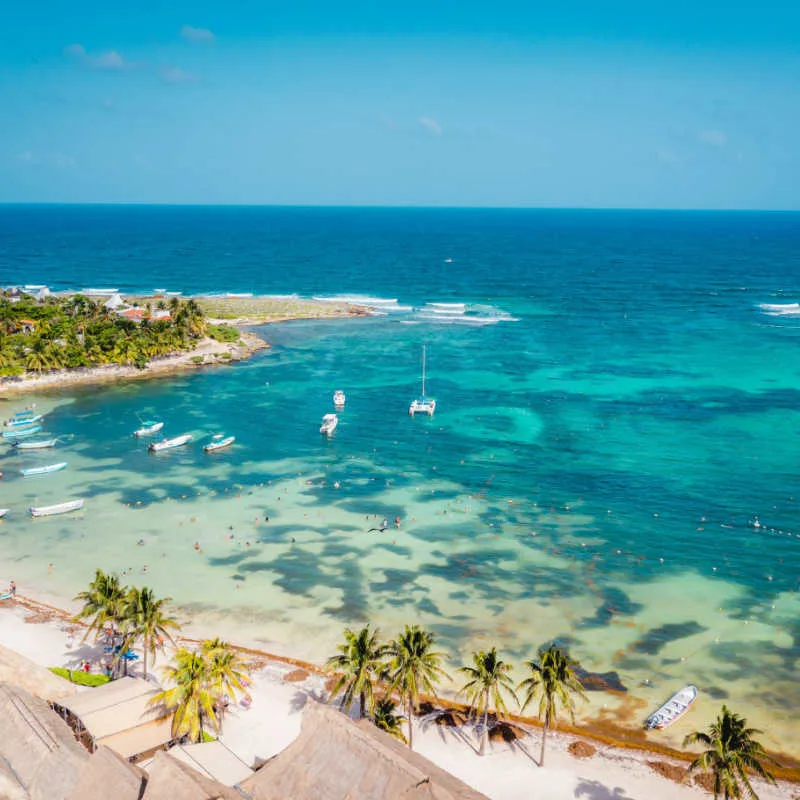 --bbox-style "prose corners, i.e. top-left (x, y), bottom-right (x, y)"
top-left (0, 293), bottom-right (208, 375)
